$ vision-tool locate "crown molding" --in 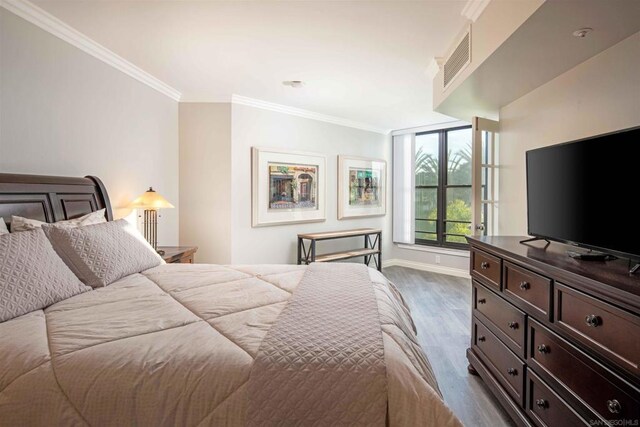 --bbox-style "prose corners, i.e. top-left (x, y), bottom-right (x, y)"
top-left (0, 0), bottom-right (182, 101)
top-left (461, 0), bottom-right (491, 22)
top-left (390, 119), bottom-right (469, 136)
top-left (179, 95), bottom-right (232, 103)
top-left (231, 95), bottom-right (389, 135)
